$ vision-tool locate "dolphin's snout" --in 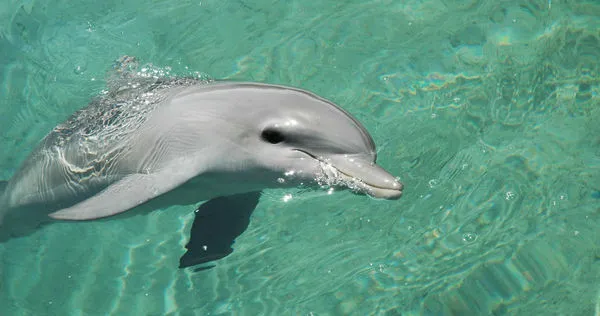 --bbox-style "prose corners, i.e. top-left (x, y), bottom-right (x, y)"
top-left (365, 178), bottom-right (403, 200)
top-left (326, 155), bottom-right (403, 200)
